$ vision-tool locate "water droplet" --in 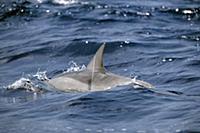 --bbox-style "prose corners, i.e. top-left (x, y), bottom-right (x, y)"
top-left (66, 127), bottom-right (72, 130)
top-left (125, 41), bottom-right (130, 44)
top-left (146, 32), bottom-right (151, 35)
top-left (57, 12), bottom-right (61, 16)
top-left (85, 128), bottom-right (92, 132)
top-left (122, 128), bottom-right (127, 131)
top-left (123, 13), bottom-right (127, 17)
top-left (175, 129), bottom-right (181, 133)
top-left (137, 12), bottom-right (150, 16)
top-left (183, 10), bottom-right (193, 14)
top-left (20, 9), bottom-right (24, 13)
top-left (46, 10), bottom-right (50, 13)
top-left (104, 5), bottom-right (109, 8)
top-left (162, 58), bottom-right (166, 62)
top-left (33, 71), bottom-right (49, 81)
top-left (168, 58), bottom-right (173, 62)
top-left (161, 5), bottom-right (166, 9)
top-left (97, 5), bottom-right (102, 9)
top-left (187, 17), bottom-right (191, 21)
top-left (116, 11), bottom-right (120, 15)
top-left (54, 0), bottom-right (77, 5)
top-left (37, 0), bottom-right (43, 3)
top-left (66, 61), bottom-right (86, 73)
top-left (146, 12), bottom-right (150, 16)
top-left (181, 35), bottom-right (187, 39)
